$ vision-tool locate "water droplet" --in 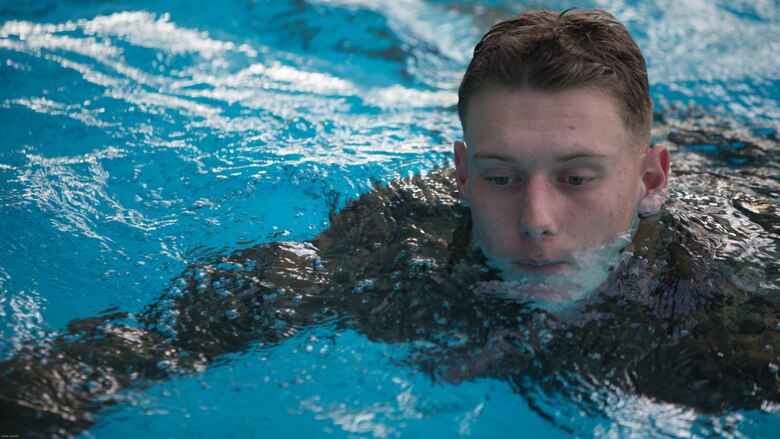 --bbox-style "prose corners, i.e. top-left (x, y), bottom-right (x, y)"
top-left (538, 329), bottom-right (554, 344)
